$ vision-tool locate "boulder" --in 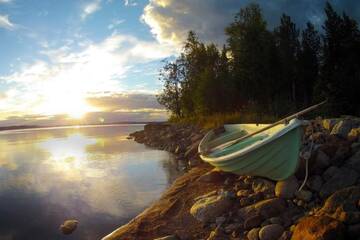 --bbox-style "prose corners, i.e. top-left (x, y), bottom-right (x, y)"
top-left (322, 166), bottom-right (341, 181)
top-left (306, 175), bottom-right (323, 191)
top-left (190, 191), bottom-right (233, 223)
top-left (314, 150), bottom-right (330, 169)
top-left (320, 167), bottom-right (359, 198)
top-left (259, 224), bottom-right (284, 240)
top-left (291, 215), bottom-right (345, 240)
top-left (345, 150), bottom-right (360, 173)
top-left (238, 198), bottom-right (286, 220)
top-left (59, 220), bottom-right (78, 235)
top-left (320, 186), bottom-right (360, 224)
top-left (275, 176), bottom-right (299, 199)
